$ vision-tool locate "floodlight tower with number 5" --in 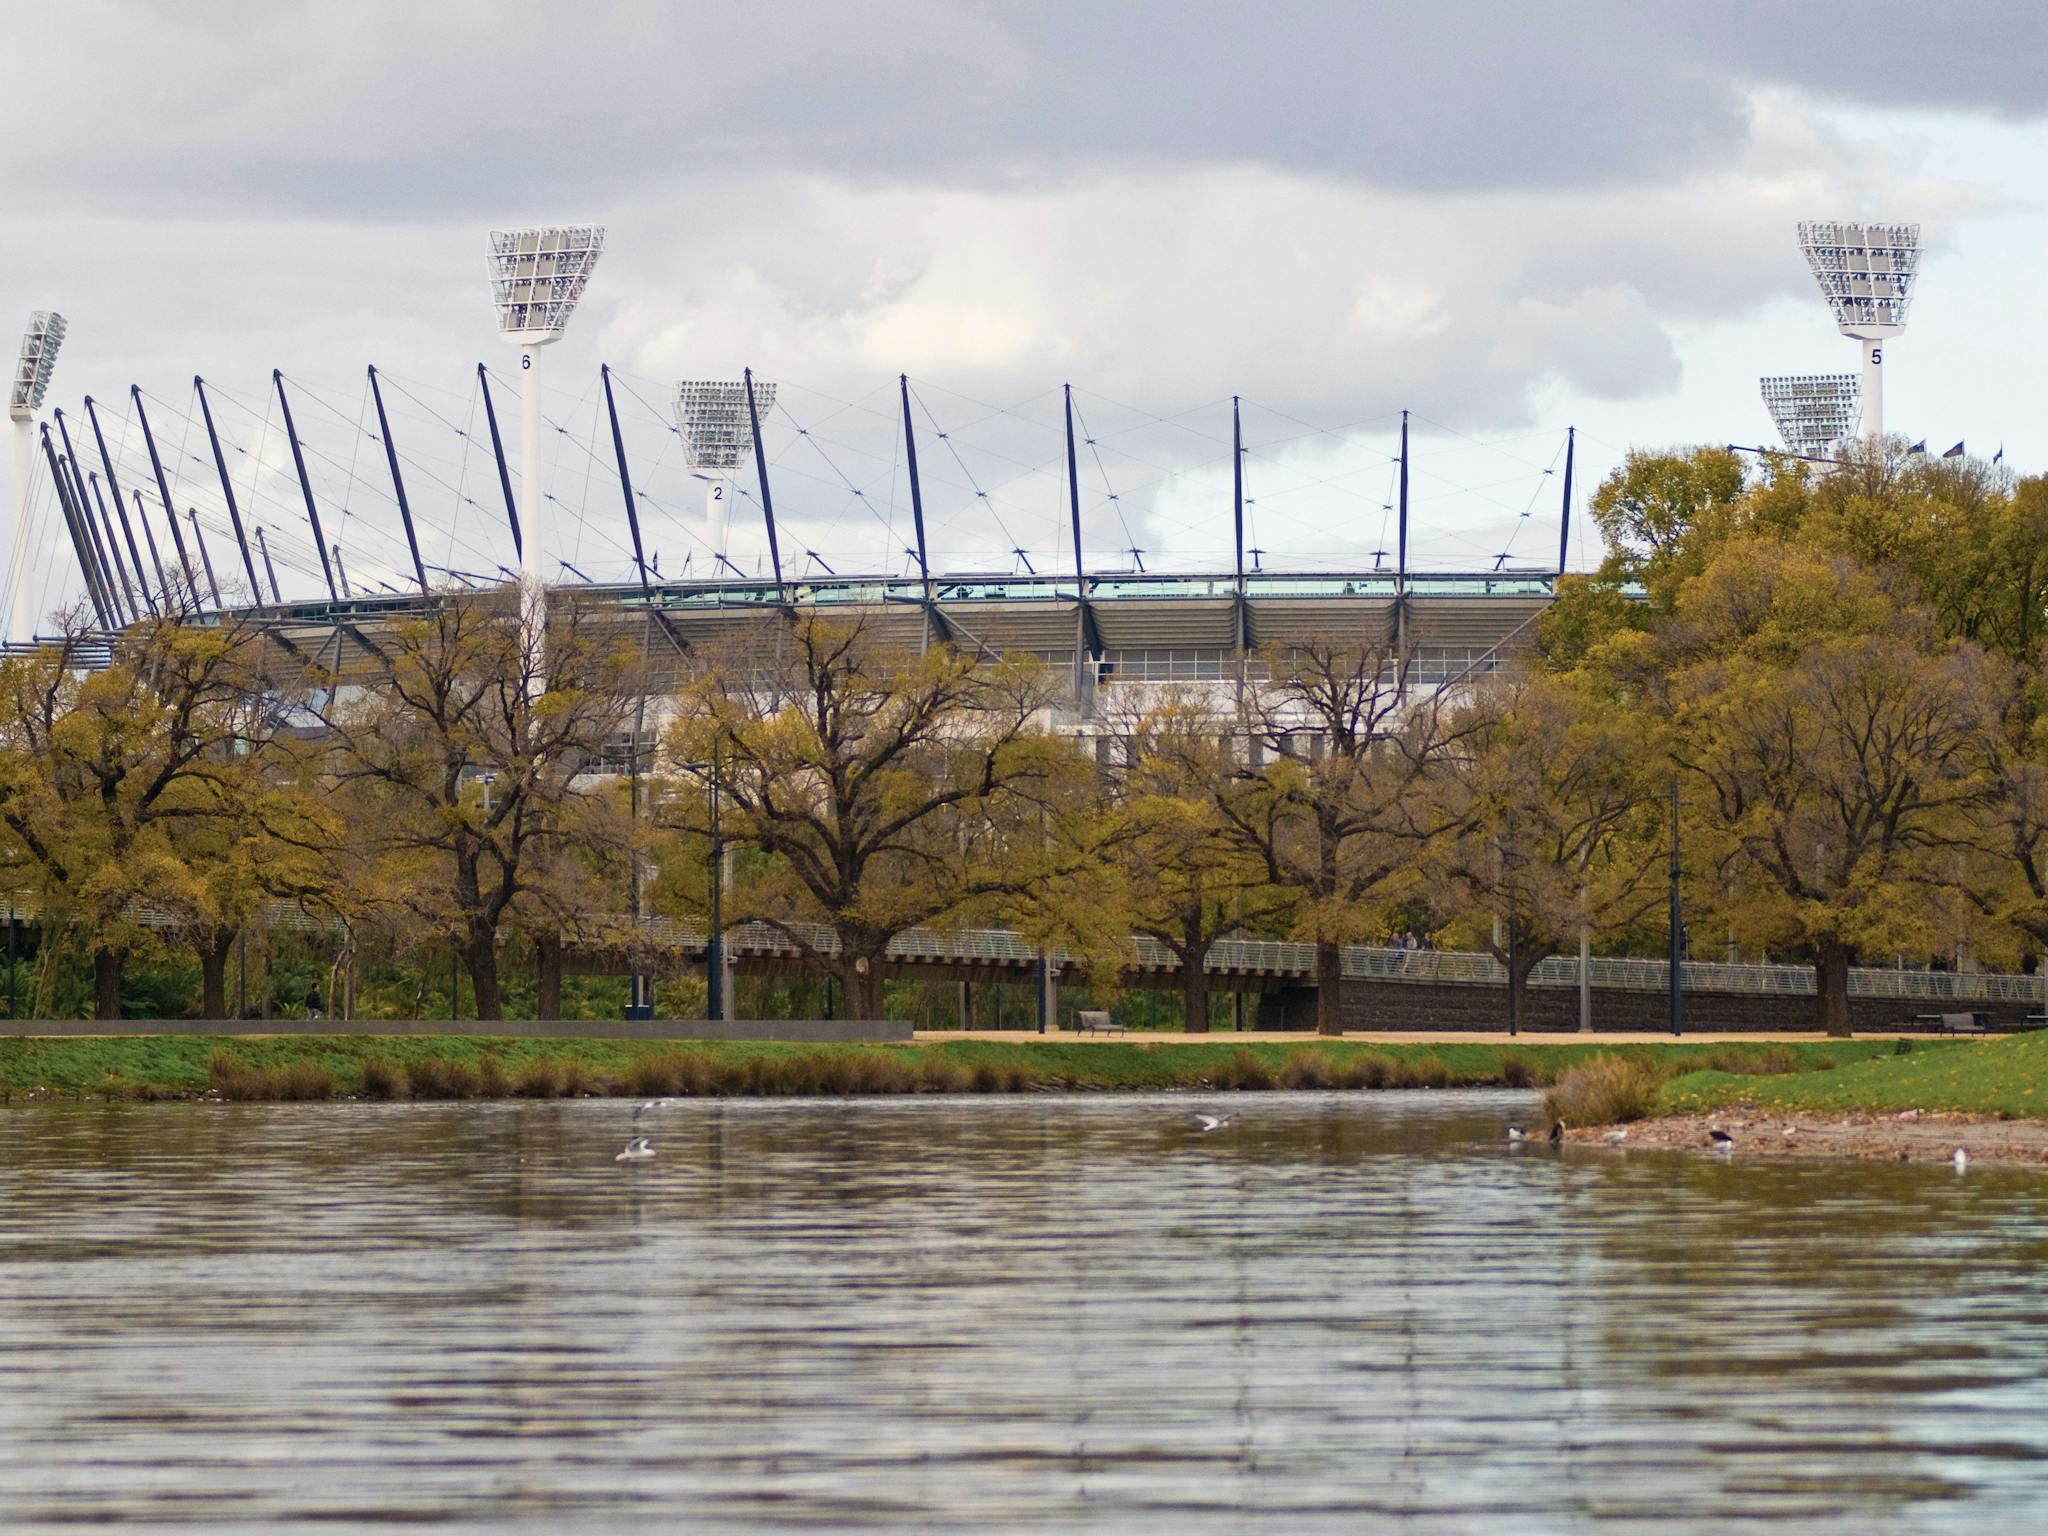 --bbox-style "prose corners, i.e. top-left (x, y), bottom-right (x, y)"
top-left (674, 380), bottom-right (775, 569)
top-left (487, 225), bottom-right (605, 629)
top-left (1797, 221), bottom-right (1918, 446)
top-left (8, 311), bottom-right (66, 646)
